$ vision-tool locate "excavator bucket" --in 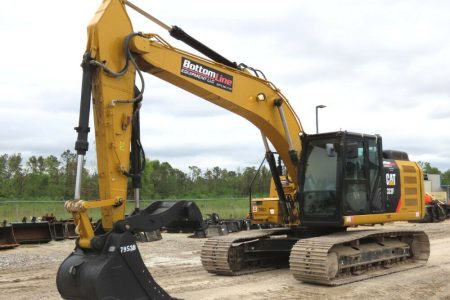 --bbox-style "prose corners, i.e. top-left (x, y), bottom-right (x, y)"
top-left (12, 222), bottom-right (53, 244)
top-left (57, 200), bottom-right (205, 299)
top-left (57, 231), bottom-right (172, 300)
top-left (149, 201), bottom-right (206, 236)
top-left (0, 226), bottom-right (19, 249)
top-left (64, 221), bottom-right (78, 239)
top-left (50, 222), bottom-right (65, 241)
